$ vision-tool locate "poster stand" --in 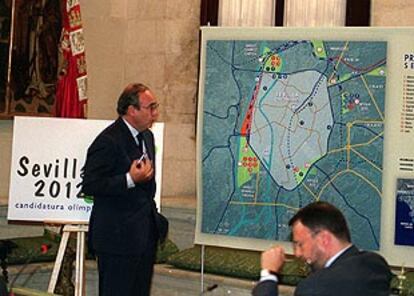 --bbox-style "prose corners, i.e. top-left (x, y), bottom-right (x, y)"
top-left (47, 223), bottom-right (88, 296)
top-left (7, 118), bottom-right (165, 295)
top-left (200, 244), bottom-right (205, 295)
